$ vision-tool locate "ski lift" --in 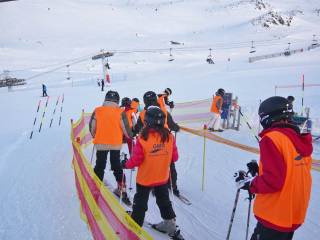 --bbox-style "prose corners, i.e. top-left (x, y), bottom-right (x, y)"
top-left (168, 48), bottom-right (175, 61)
top-left (249, 41), bottom-right (256, 54)
top-left (66, 65), bottom-right (70, 80)
top-left (284, 42), bottom-right (291, 56)
top-left (312, 34), bottom-right (318, 46)
top-left (206, 48), bottom-right (214, 64)
top-left (104, 58), bottom-right (111, 69)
